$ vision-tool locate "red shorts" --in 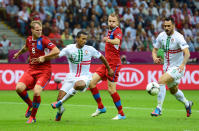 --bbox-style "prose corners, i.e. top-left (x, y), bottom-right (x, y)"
top-left (96, 64), bottom-right (121, 82)
top-left (19, 68), bottom-right (51, 90)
